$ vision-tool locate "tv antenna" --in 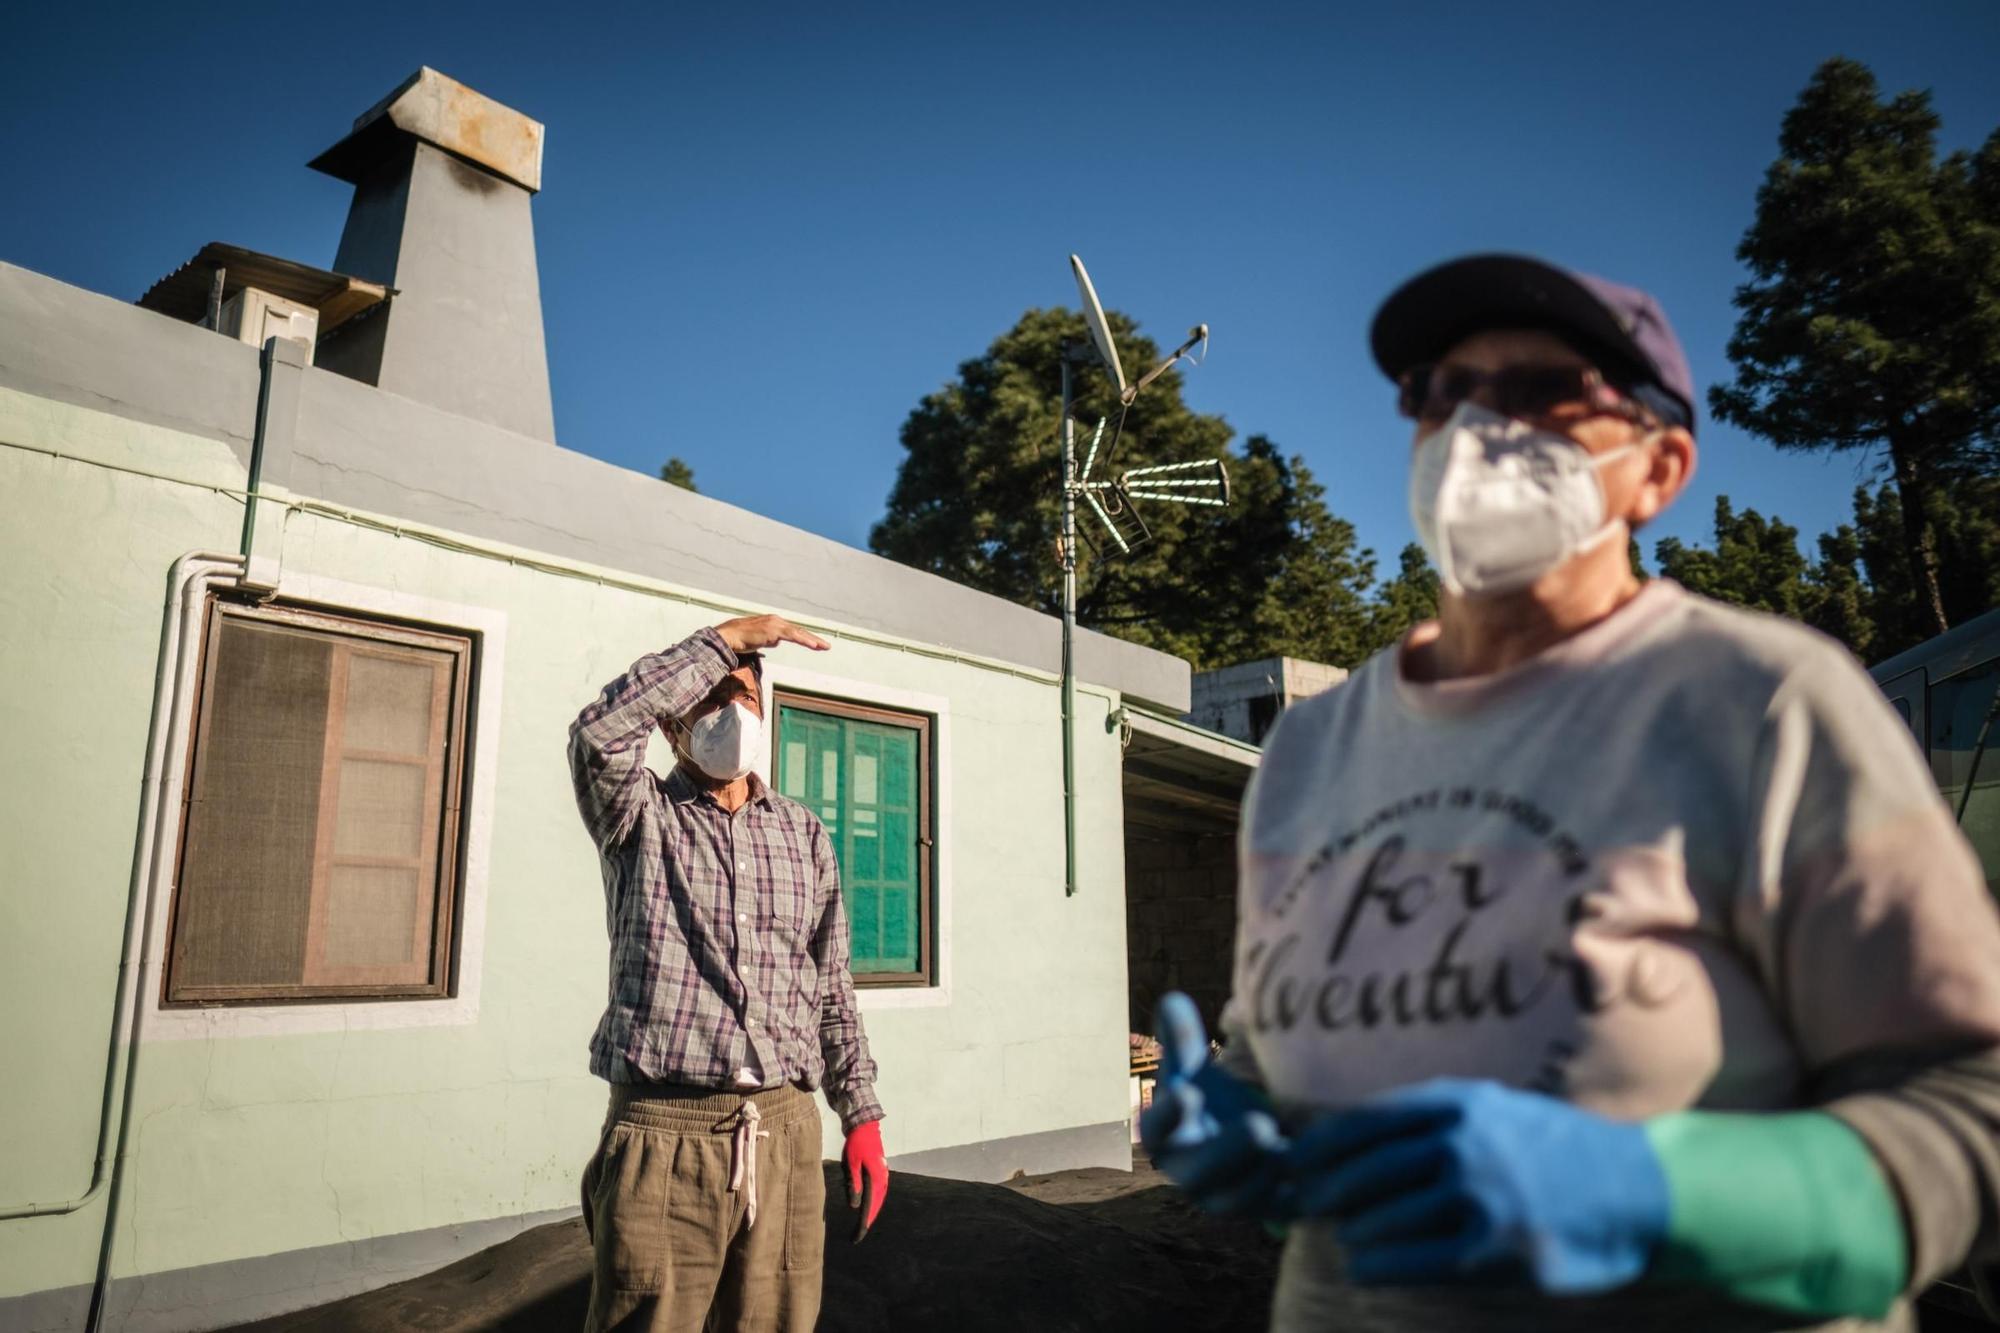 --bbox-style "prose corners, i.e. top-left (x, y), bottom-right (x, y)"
top-left (1056, 255), bottom-right (1227, 897)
